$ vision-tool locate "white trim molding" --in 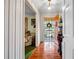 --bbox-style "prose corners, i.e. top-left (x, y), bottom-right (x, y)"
top-left (4, 0), bottom-right (9, 59)
top-left (4, 0), bottom-right (25, 59)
